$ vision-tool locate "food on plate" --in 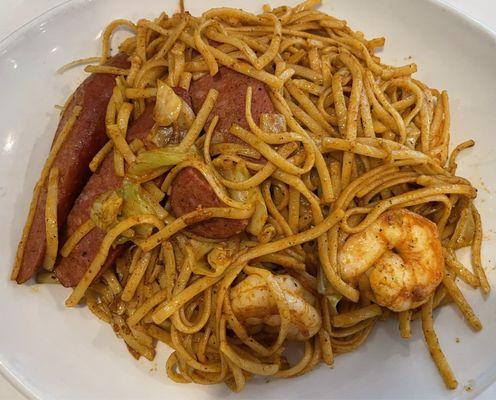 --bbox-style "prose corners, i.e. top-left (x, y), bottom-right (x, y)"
top-left (12, 53), bottom-right (130, 284)
top-left (189, 66), bottom-right (276, 144)
top-left (339, 208), bottom-right (444, 312)
top-left (12, 0), bottom-right (488, 392)
top-left (55, 88), bottom-right (192, 287)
